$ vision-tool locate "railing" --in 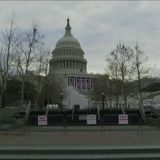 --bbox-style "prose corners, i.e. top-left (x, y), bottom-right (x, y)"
top-left (102, 114), bottom-right (141, 125)
top-left (24, 113), bottom-right (146, 135)
top-left (27, 113), bottom-right (142, 126)
top-left (3, 111), bottom-right (160, 134)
